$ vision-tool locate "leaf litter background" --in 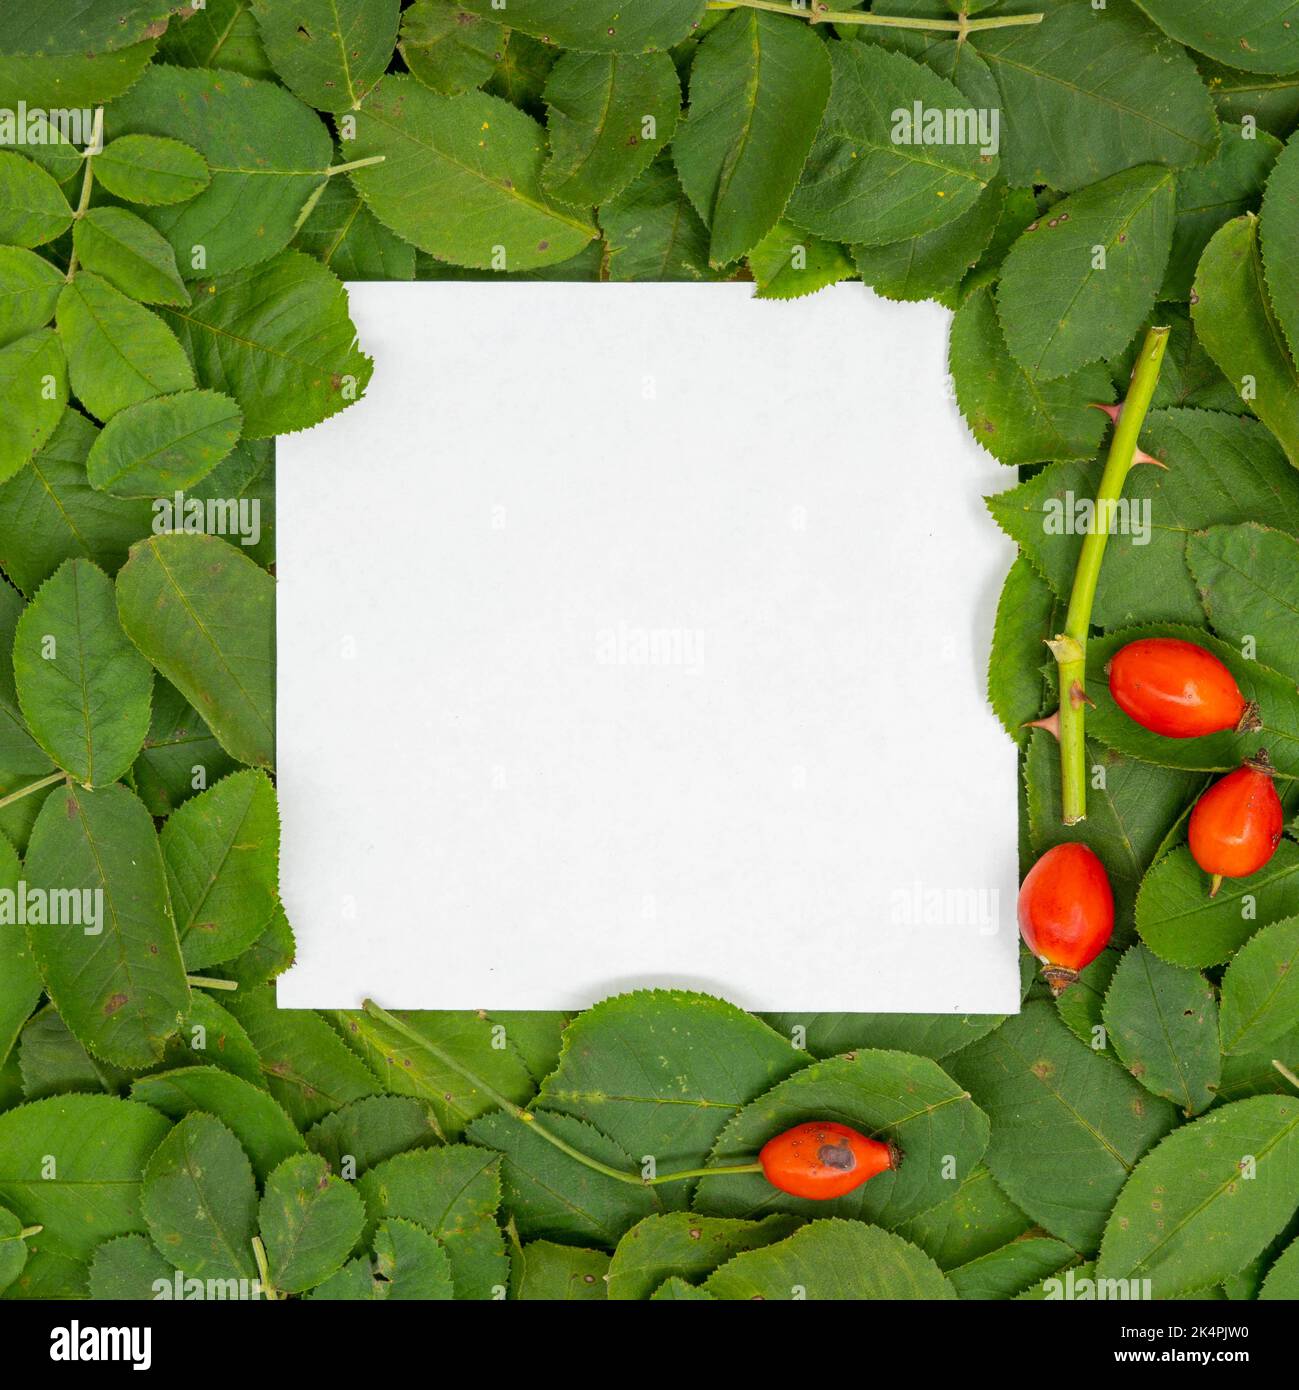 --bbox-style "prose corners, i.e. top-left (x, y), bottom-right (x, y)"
top-left (1, 0), bottom-right (1299, 1302)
